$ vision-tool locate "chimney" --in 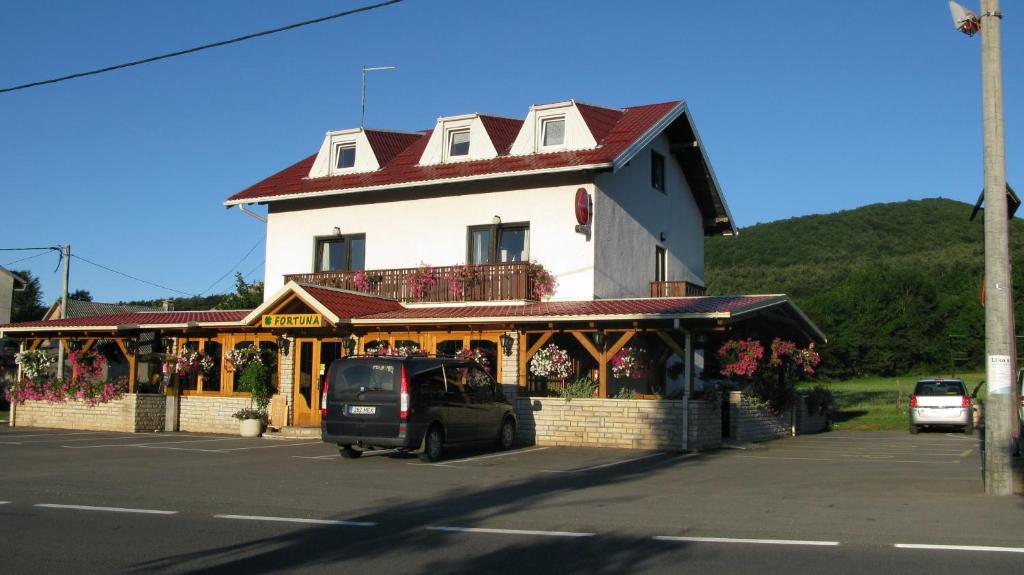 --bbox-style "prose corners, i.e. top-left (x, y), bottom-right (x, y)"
top-left (162, 300), bottom-right (174, 312)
